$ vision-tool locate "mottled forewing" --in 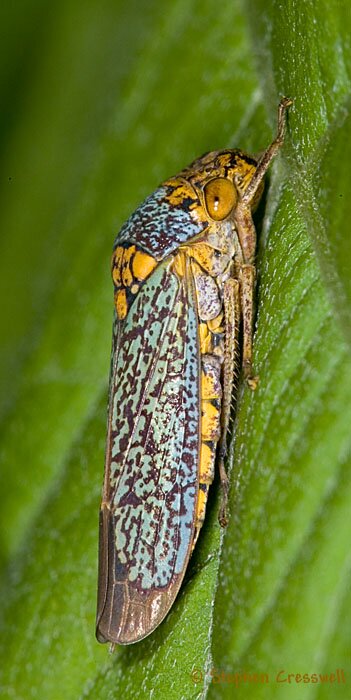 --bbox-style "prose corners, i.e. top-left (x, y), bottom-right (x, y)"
top-left (96, 259), bottom-right (200, 644)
